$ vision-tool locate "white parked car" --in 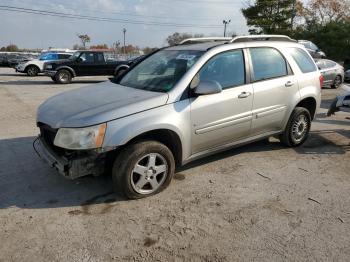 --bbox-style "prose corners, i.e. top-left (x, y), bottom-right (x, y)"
top-left (16, 52), bottom-right (72, 76)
